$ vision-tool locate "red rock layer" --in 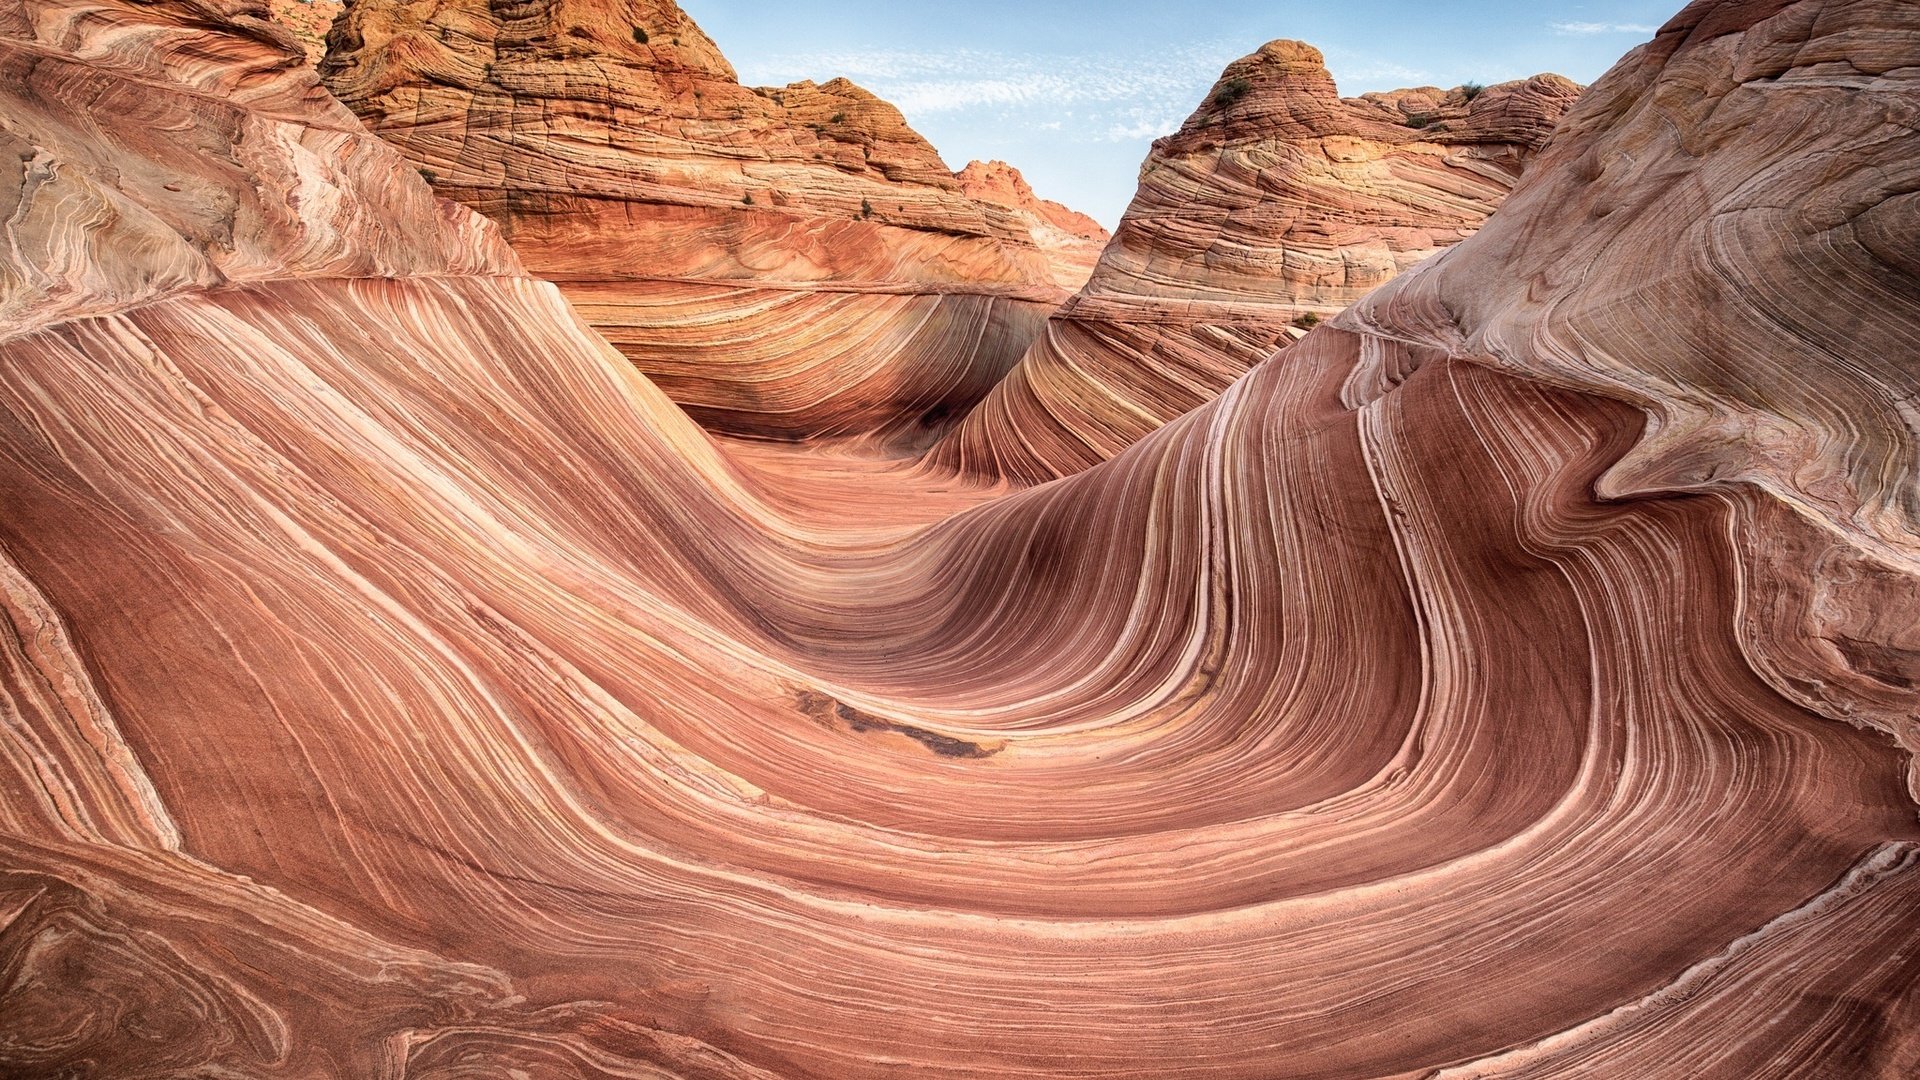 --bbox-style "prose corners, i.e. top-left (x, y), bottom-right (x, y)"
top-left (930, 43), bottom-right (1582, 482)
top-left (3, 1), bottom-right (1918, 1078)
top-left (318, 0), bottom-right (1076, 446)
top-left (955, 159), bottom-right (1110, 291)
